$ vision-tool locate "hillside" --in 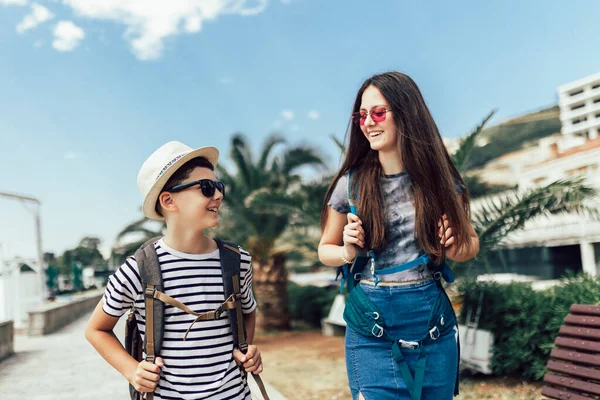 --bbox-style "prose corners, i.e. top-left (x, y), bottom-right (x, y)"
top-left (467, 105), bottom-right (561, 169)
